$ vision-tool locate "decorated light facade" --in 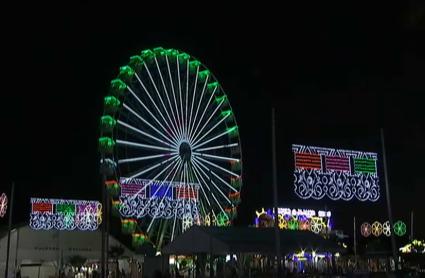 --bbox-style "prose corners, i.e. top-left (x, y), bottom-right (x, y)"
top-left (118, 177), bottom-right (200, 221)
top-left (292, 144), bottom-right (380, 201)
top-left (255, 207), bottom-right (332, 234)
top-left (29, 198), bottom-right (102, 231)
